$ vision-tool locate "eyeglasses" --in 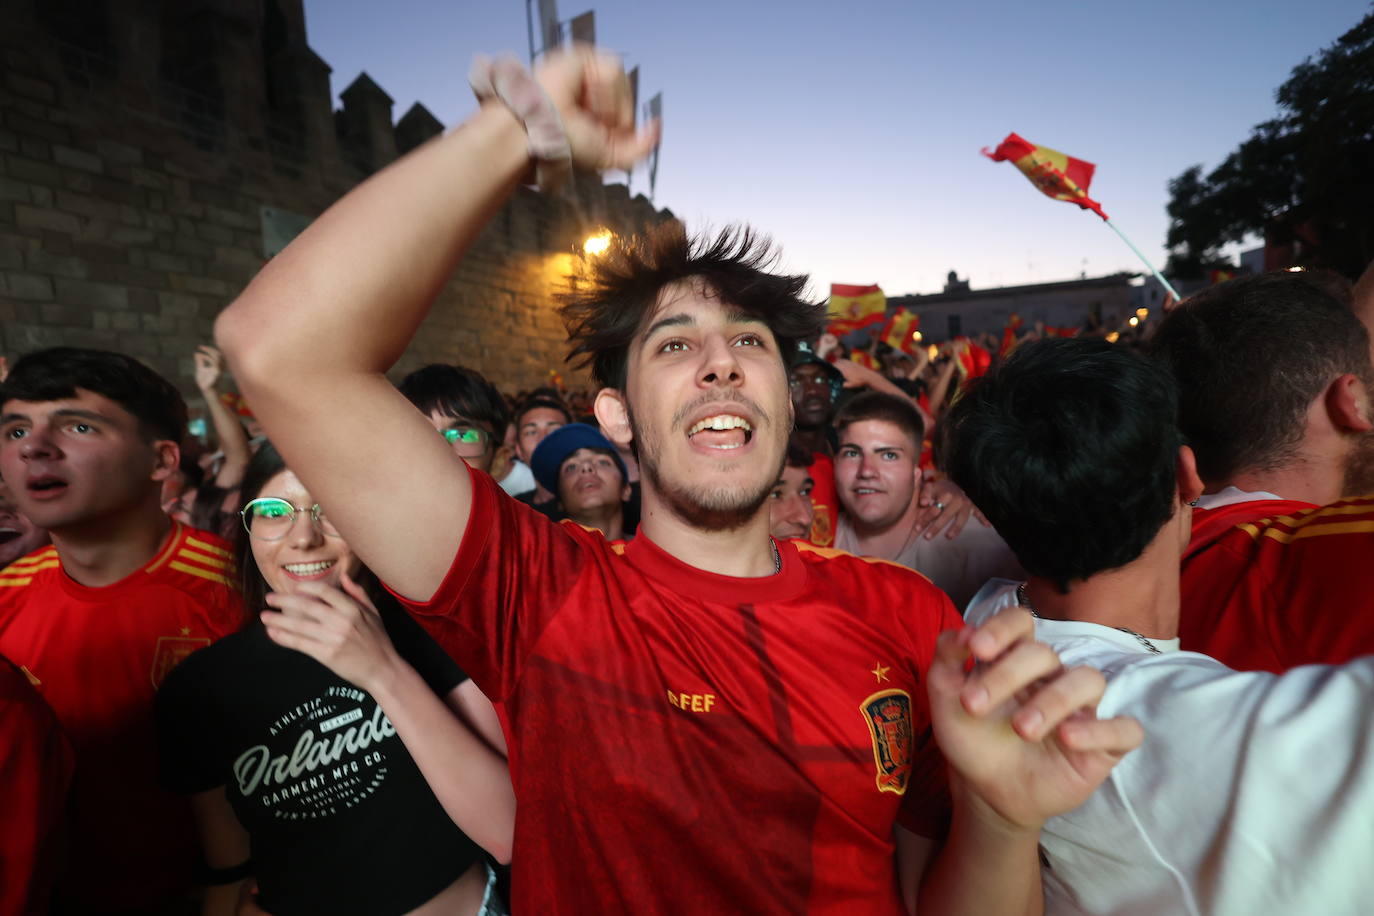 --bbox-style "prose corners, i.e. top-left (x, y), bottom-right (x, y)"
top-left (240, 497), bottom-right (340, 541)
top-left (441, 426), bottom-right (490, 448)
